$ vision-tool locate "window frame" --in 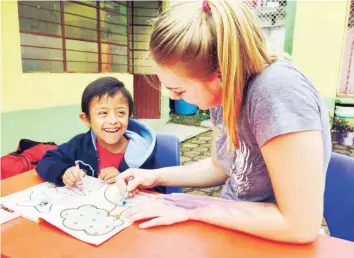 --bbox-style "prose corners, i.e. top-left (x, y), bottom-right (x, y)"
top-left (18, 0), bottom-right (131, 73)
